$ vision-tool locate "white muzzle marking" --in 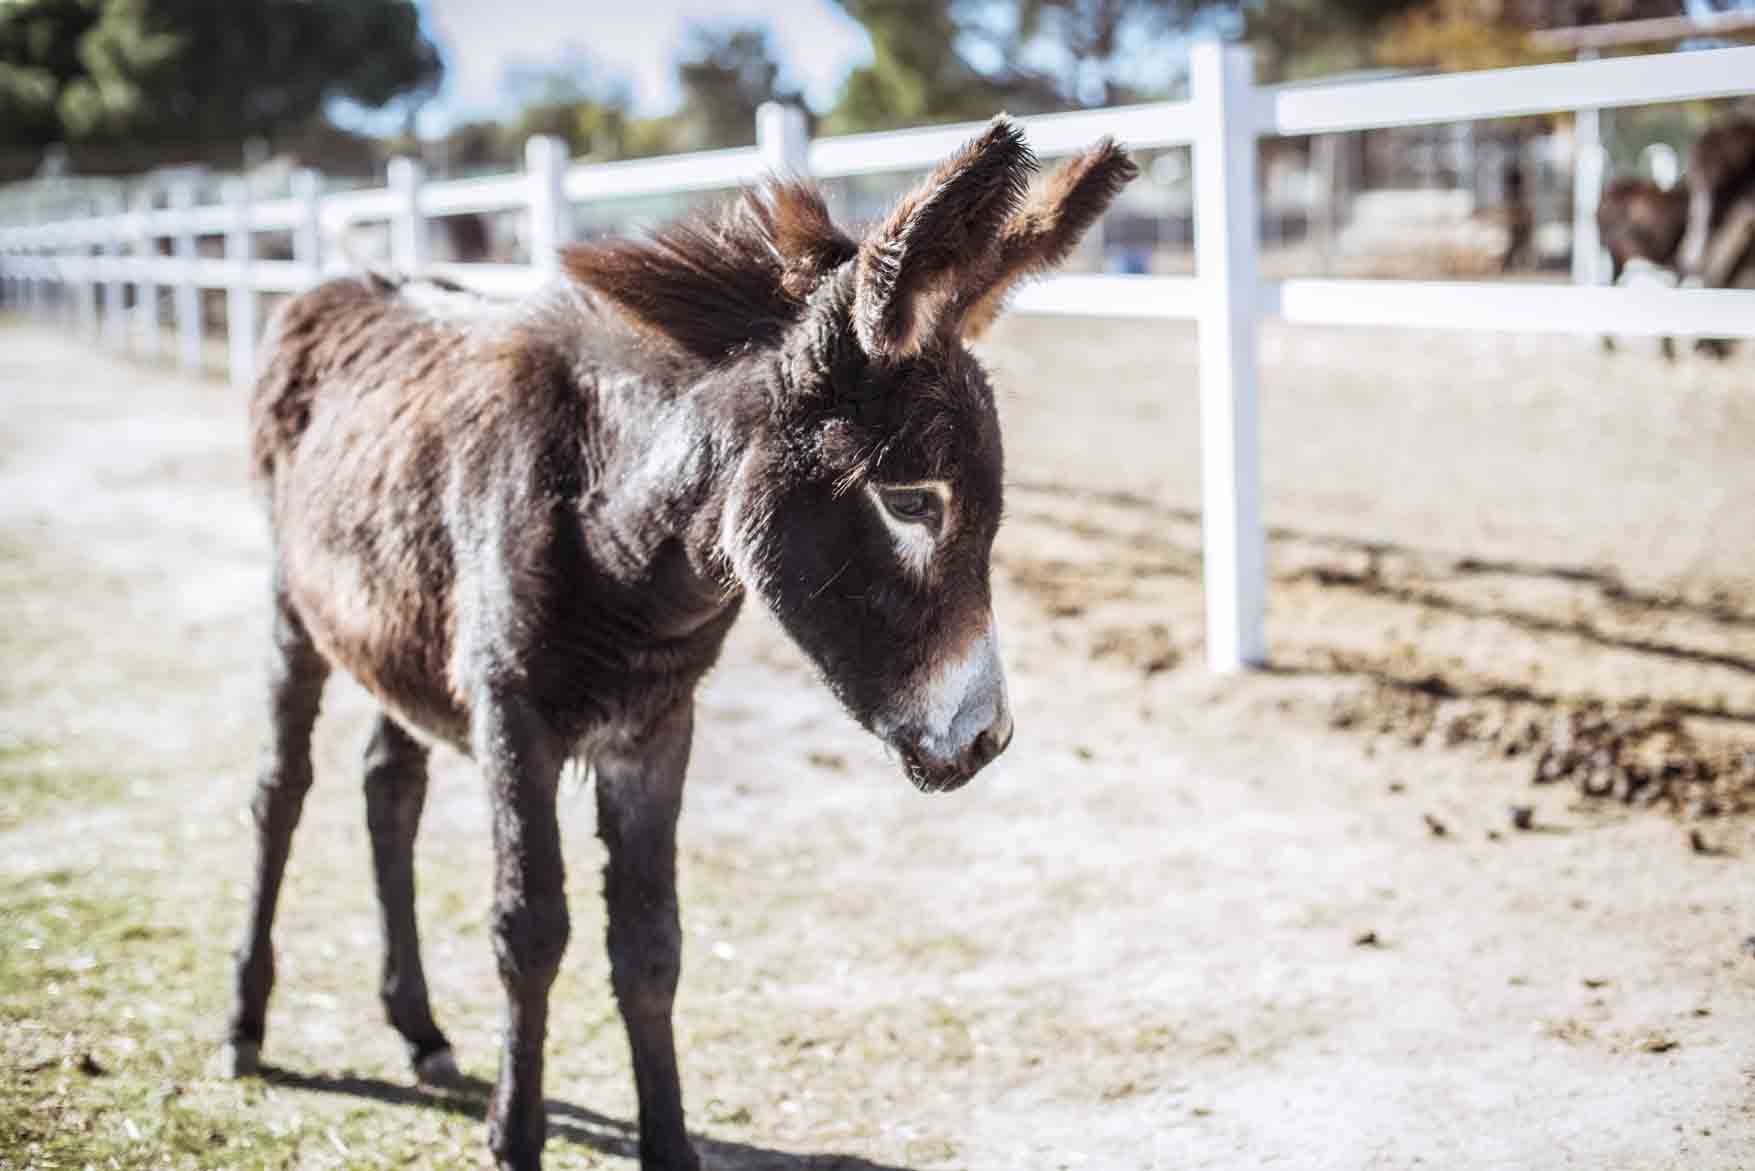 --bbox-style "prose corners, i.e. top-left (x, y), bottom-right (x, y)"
top-left (887, 615), bottom-right (1010, 770)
